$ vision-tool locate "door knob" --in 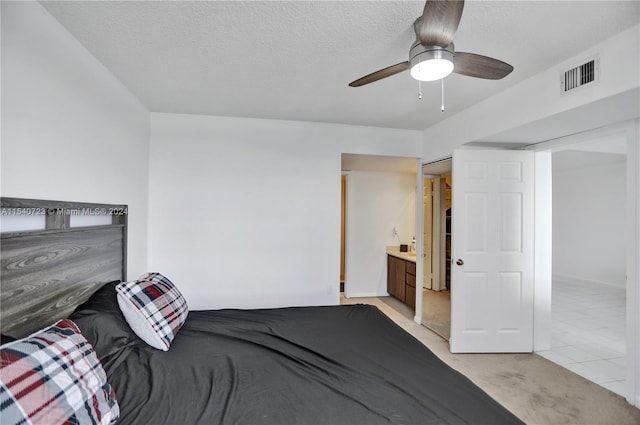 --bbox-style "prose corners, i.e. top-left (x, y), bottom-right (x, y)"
top-left (456, 259), bottom-right (464, 266)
